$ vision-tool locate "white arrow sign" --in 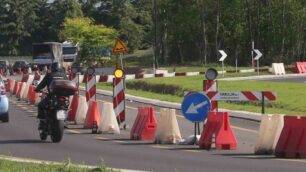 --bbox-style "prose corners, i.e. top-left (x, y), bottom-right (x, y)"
top-left (186, 101), bottom-right (208, 114)
top-left (254, 49), bottom-right (262, 60)
top-left (218, 50), bottom-right (227, 62)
